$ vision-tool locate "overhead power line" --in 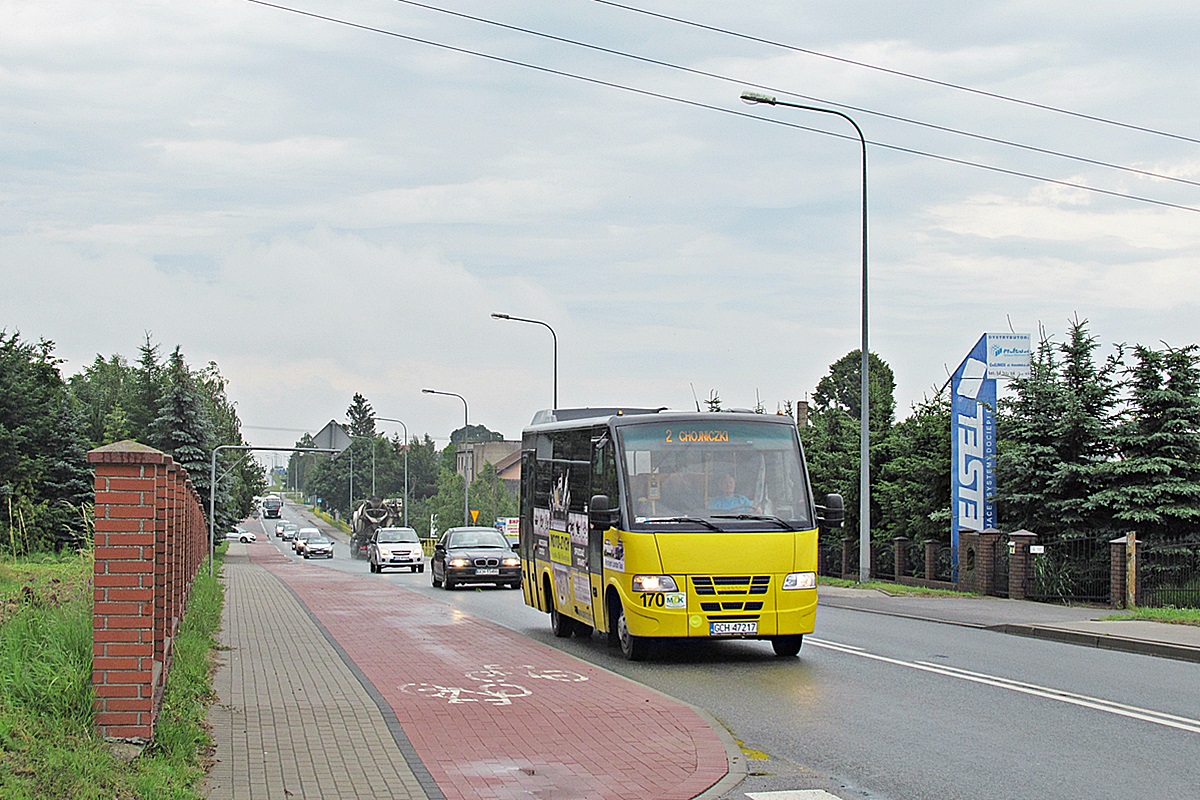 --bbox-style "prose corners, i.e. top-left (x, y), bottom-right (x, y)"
top-left (594, 0), bottom-right (1200, 146)
top-left (242, 0), bottom-right (1199, 214)
top-left (387, 0), bottom-right (1200, 190)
